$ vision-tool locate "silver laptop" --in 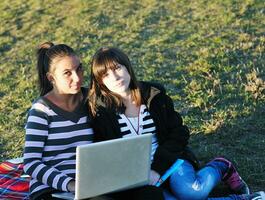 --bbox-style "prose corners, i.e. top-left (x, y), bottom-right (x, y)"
top-left (53, 133), bottom-right (152, 200)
